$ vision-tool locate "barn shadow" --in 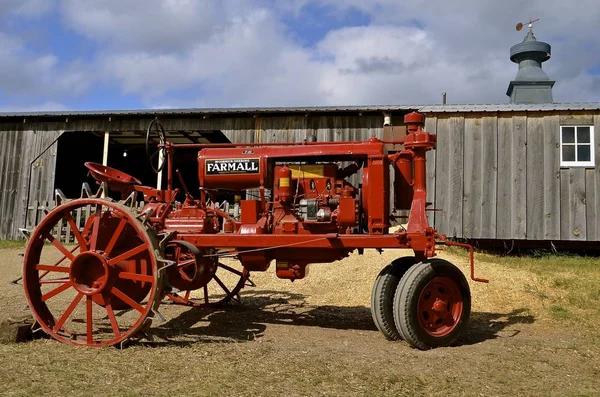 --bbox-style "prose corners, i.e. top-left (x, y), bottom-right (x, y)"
top-left (142, 290), bottom-right (535, 348)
